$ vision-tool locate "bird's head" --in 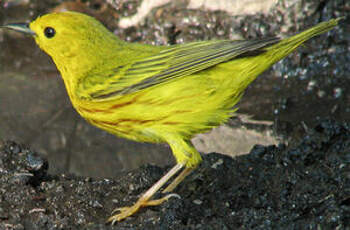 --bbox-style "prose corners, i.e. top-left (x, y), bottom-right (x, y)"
top-left (2, 11), bottom-right (122, 75)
